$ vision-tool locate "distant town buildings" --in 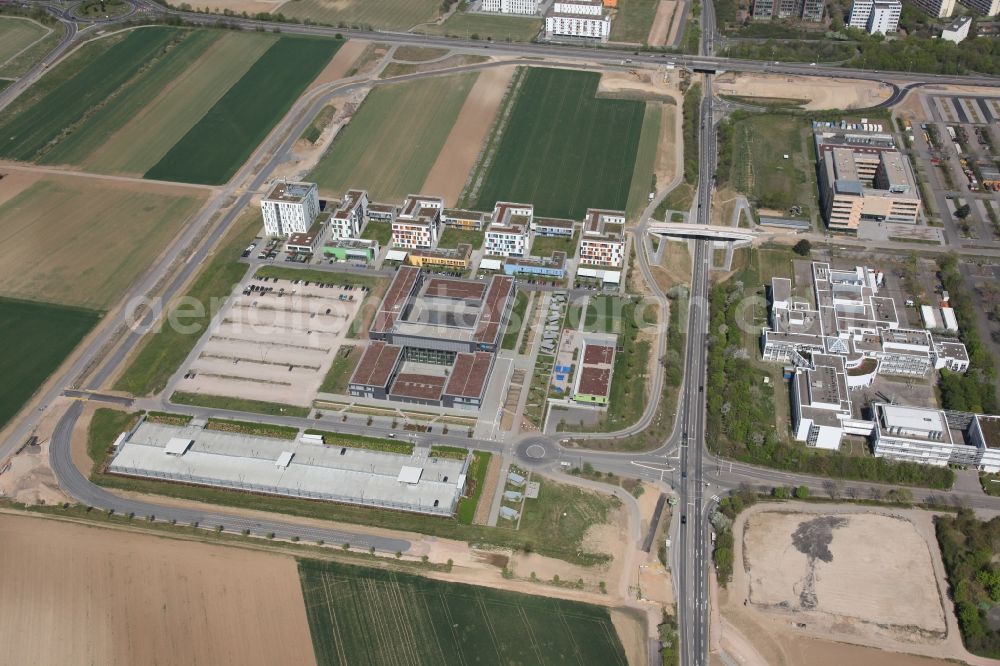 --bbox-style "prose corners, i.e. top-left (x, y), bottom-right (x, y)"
top-left (261, 180), bottom-right (320, 237)
top-left (813, 121), bottom-right (921, 232)
top-left (849, 0), bottom-right (901, 33)
top-left (545, 0), bottom-right (611, 41)
top-left (481, 0), bottom-right (540, 14)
